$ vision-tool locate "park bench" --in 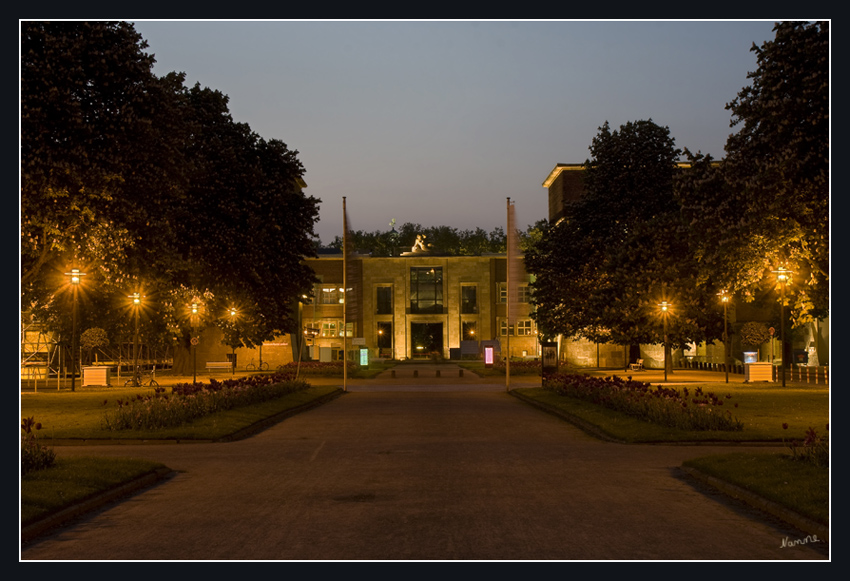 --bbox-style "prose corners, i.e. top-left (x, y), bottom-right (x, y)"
top-left (206, 361), bottom-right (233, 373)
top-left (629, 358), bottom-right (644, 371)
